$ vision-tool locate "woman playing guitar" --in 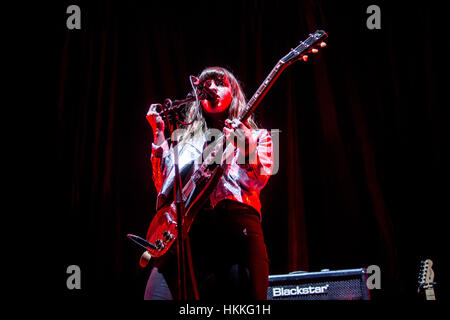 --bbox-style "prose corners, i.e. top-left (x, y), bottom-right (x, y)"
top-left (144, 66), bottom-right (274, 300)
